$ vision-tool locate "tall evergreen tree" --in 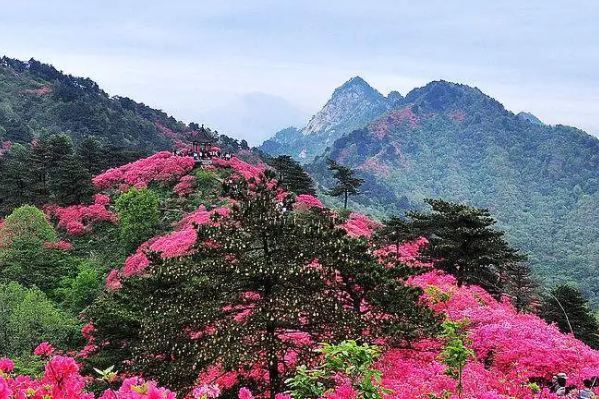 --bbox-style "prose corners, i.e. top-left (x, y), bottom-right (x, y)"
top-left (326, 159), bottom-right (364, 209)
top-left (88, 171), bottom-right (438, 396)
top-left (538, 284), bottom-right (599, 349)
top-left (77, 136), bottom-right (106, 175)
top-left (49, 154), bottom-right (93, 205)
top-left (0, 144), bottom-right (37, 213)
top-left (267, 155), bottom-right (316, 195)
top-left (375, 216), bottom-right (412, 259)
top-left (503, 262), bottom-right (537, 313)
top-left (407, 199), bottom-right (526, 297)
